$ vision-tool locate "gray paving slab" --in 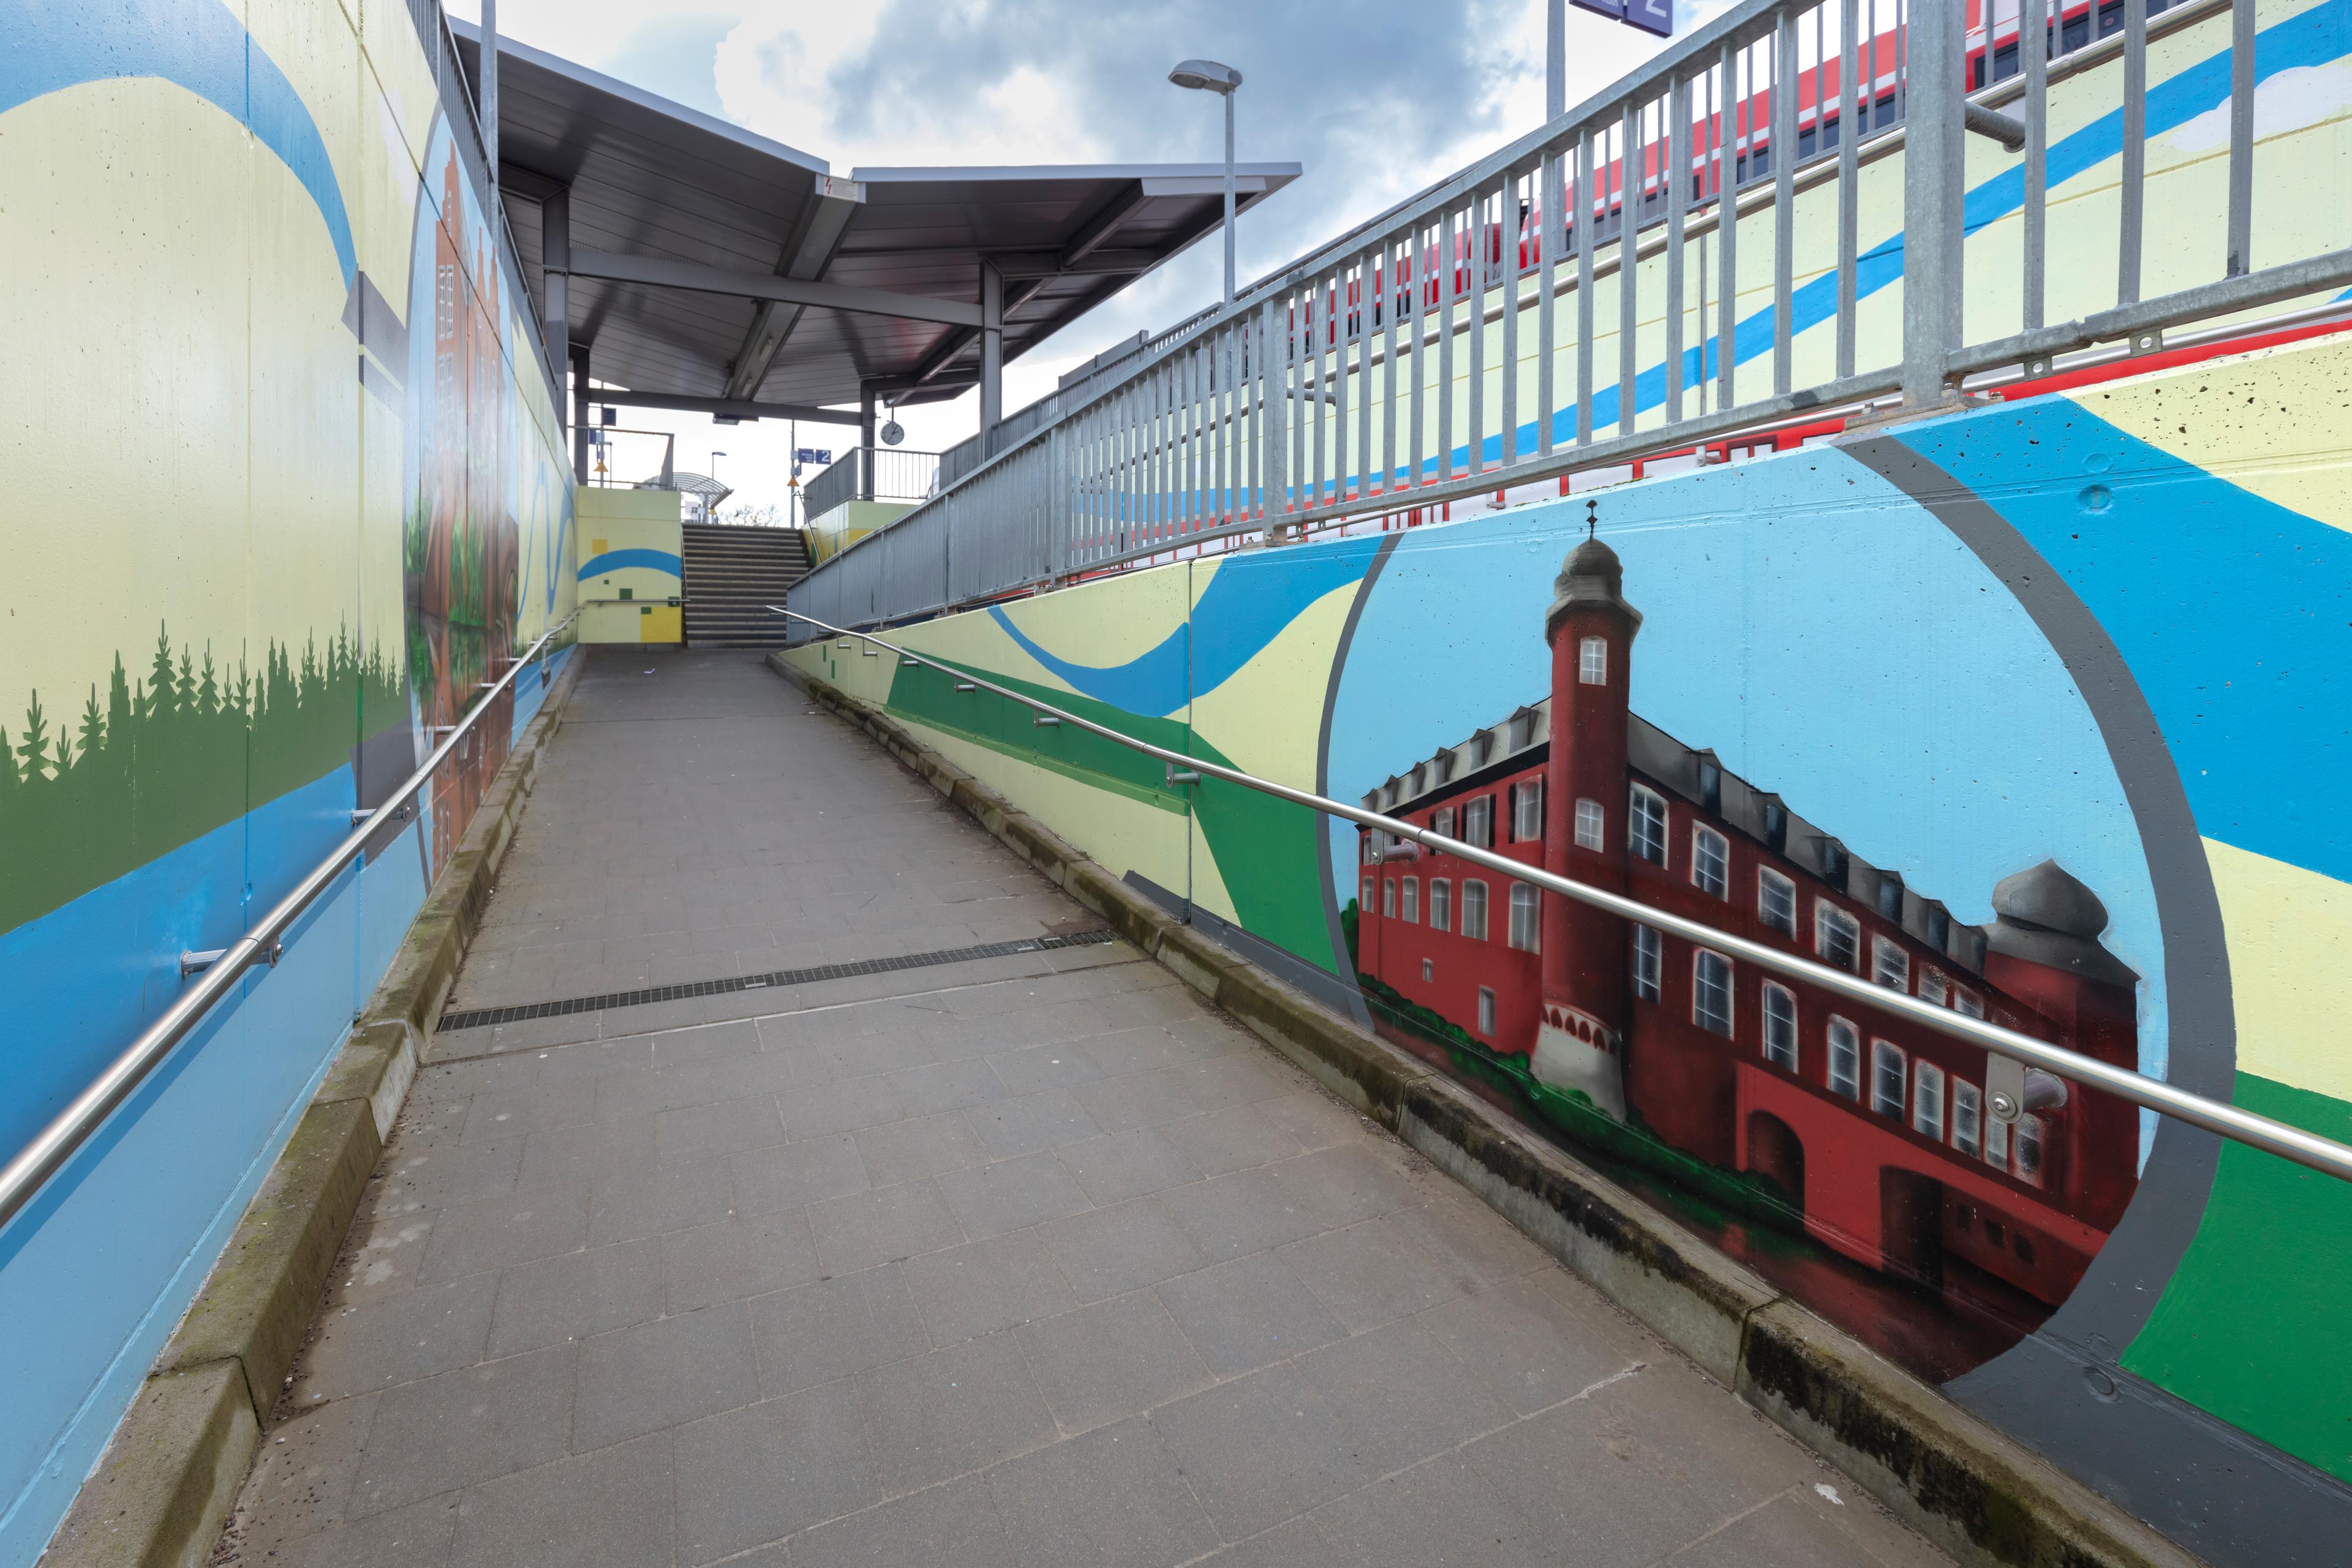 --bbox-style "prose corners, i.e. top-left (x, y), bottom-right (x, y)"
top-left (222, 649), bottom-right (1946, 1568)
